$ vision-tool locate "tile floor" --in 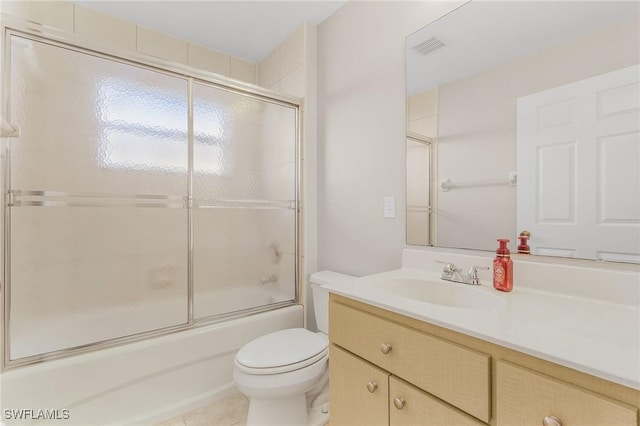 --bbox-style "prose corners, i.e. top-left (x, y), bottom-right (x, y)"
top-left (155, 393), bottom-right (249, 426)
